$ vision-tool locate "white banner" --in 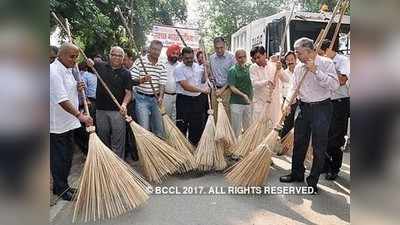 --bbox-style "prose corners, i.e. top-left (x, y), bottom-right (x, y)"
top-left (152, 25), bottom-right (200, 49)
